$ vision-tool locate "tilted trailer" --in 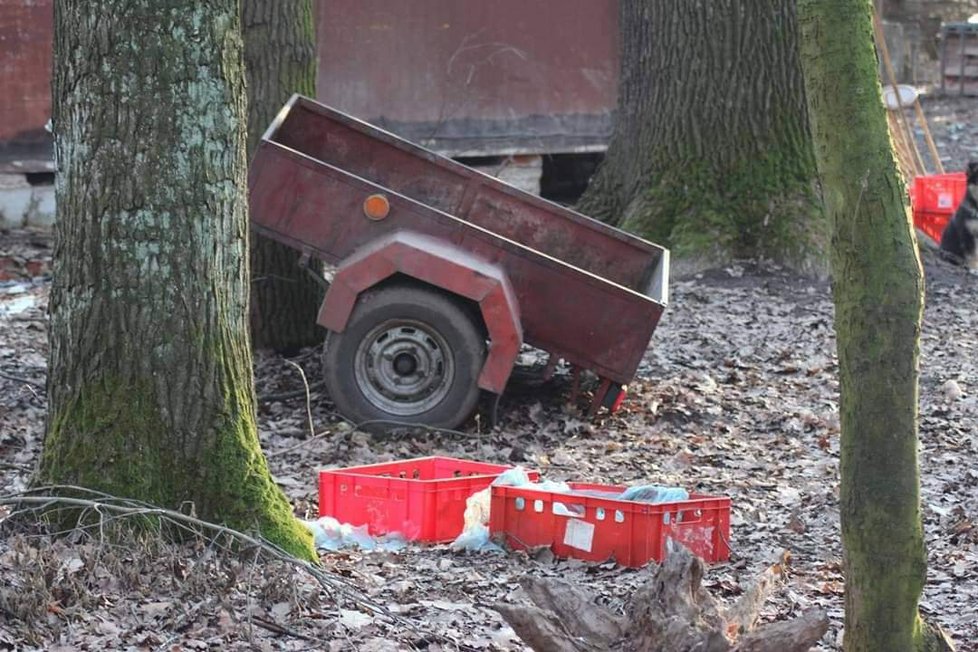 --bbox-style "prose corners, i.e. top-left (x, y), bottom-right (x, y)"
top-left (249, 95), bottom-right (669, 430)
